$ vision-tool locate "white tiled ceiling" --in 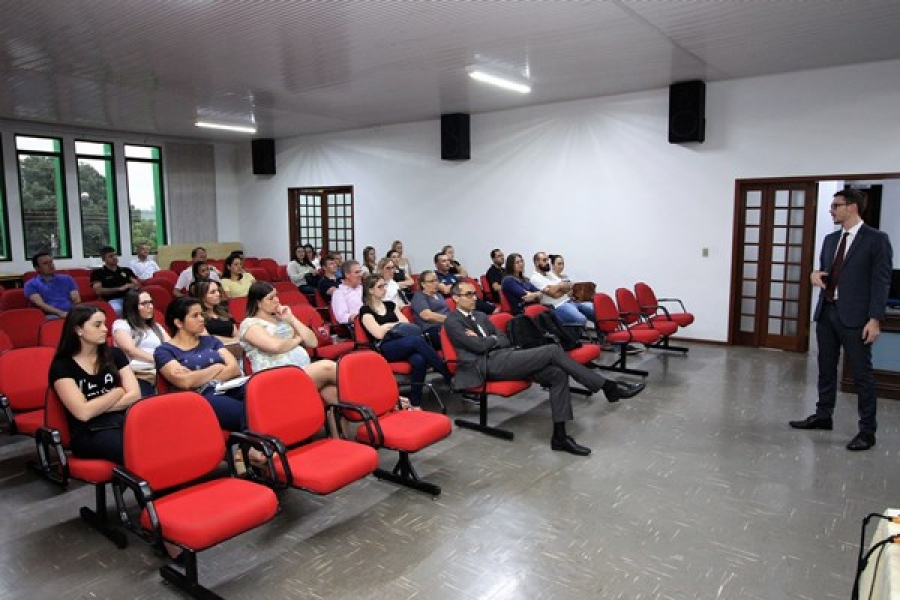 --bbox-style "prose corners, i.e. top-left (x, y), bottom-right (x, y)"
top-left (2, 0), bottom-right (900, 141)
